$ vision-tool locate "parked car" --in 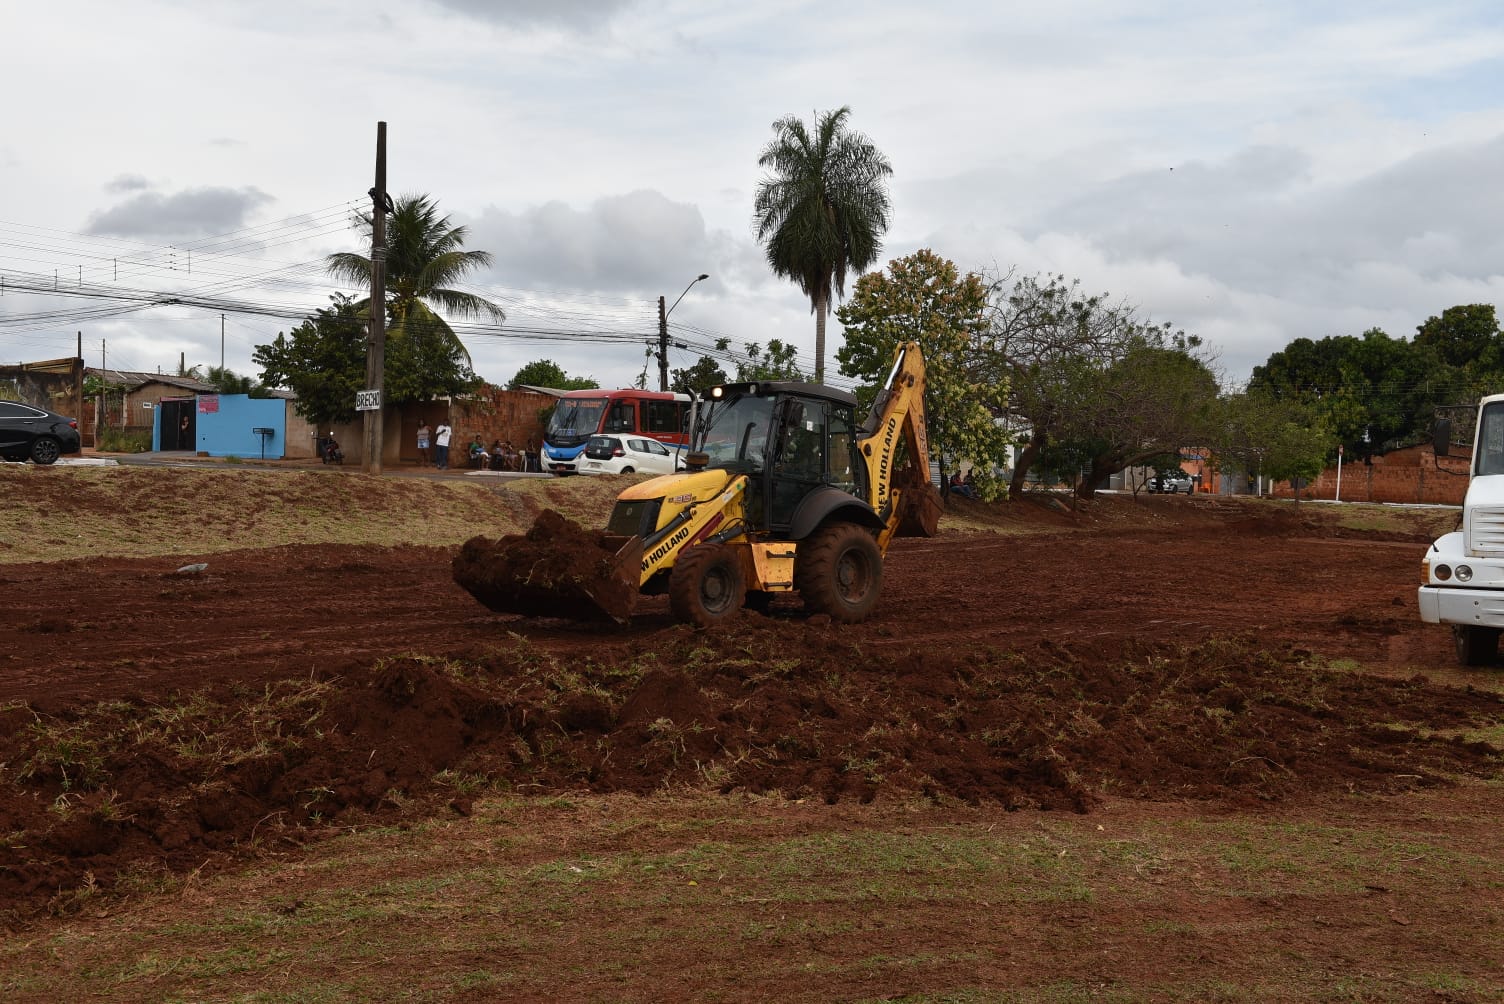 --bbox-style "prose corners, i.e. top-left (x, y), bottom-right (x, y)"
top-left (578, 434), bottom-right (684, 476)
top-left (1150, 472), bottom-right (1195, 495)
top-left (0, 401), bottom-right (82, 465)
